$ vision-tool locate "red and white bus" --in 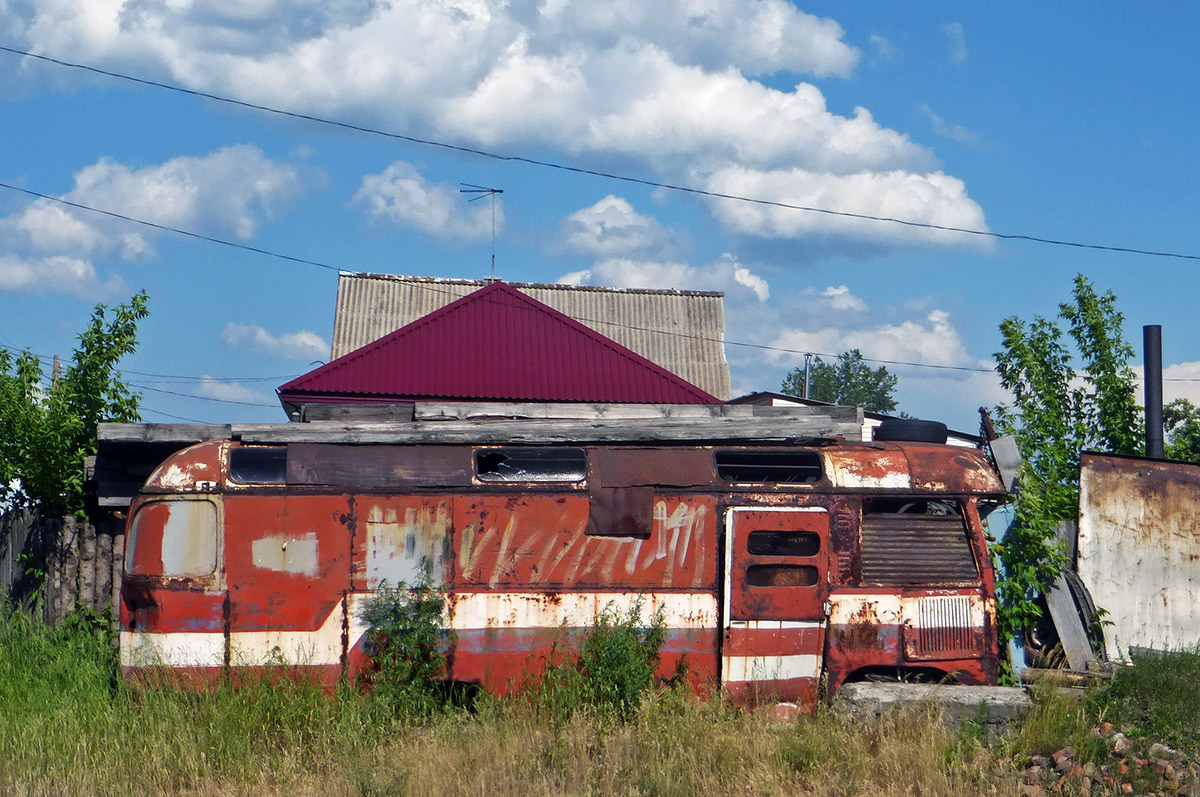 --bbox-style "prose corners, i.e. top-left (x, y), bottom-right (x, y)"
top-left (119, 428), bottom-right (1004, 708)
